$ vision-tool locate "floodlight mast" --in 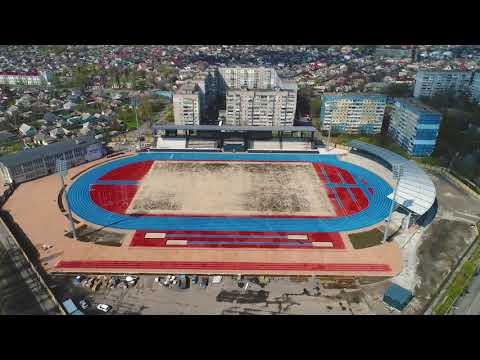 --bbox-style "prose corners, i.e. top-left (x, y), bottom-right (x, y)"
top-left (383, 164), bottom-right (404, 243)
